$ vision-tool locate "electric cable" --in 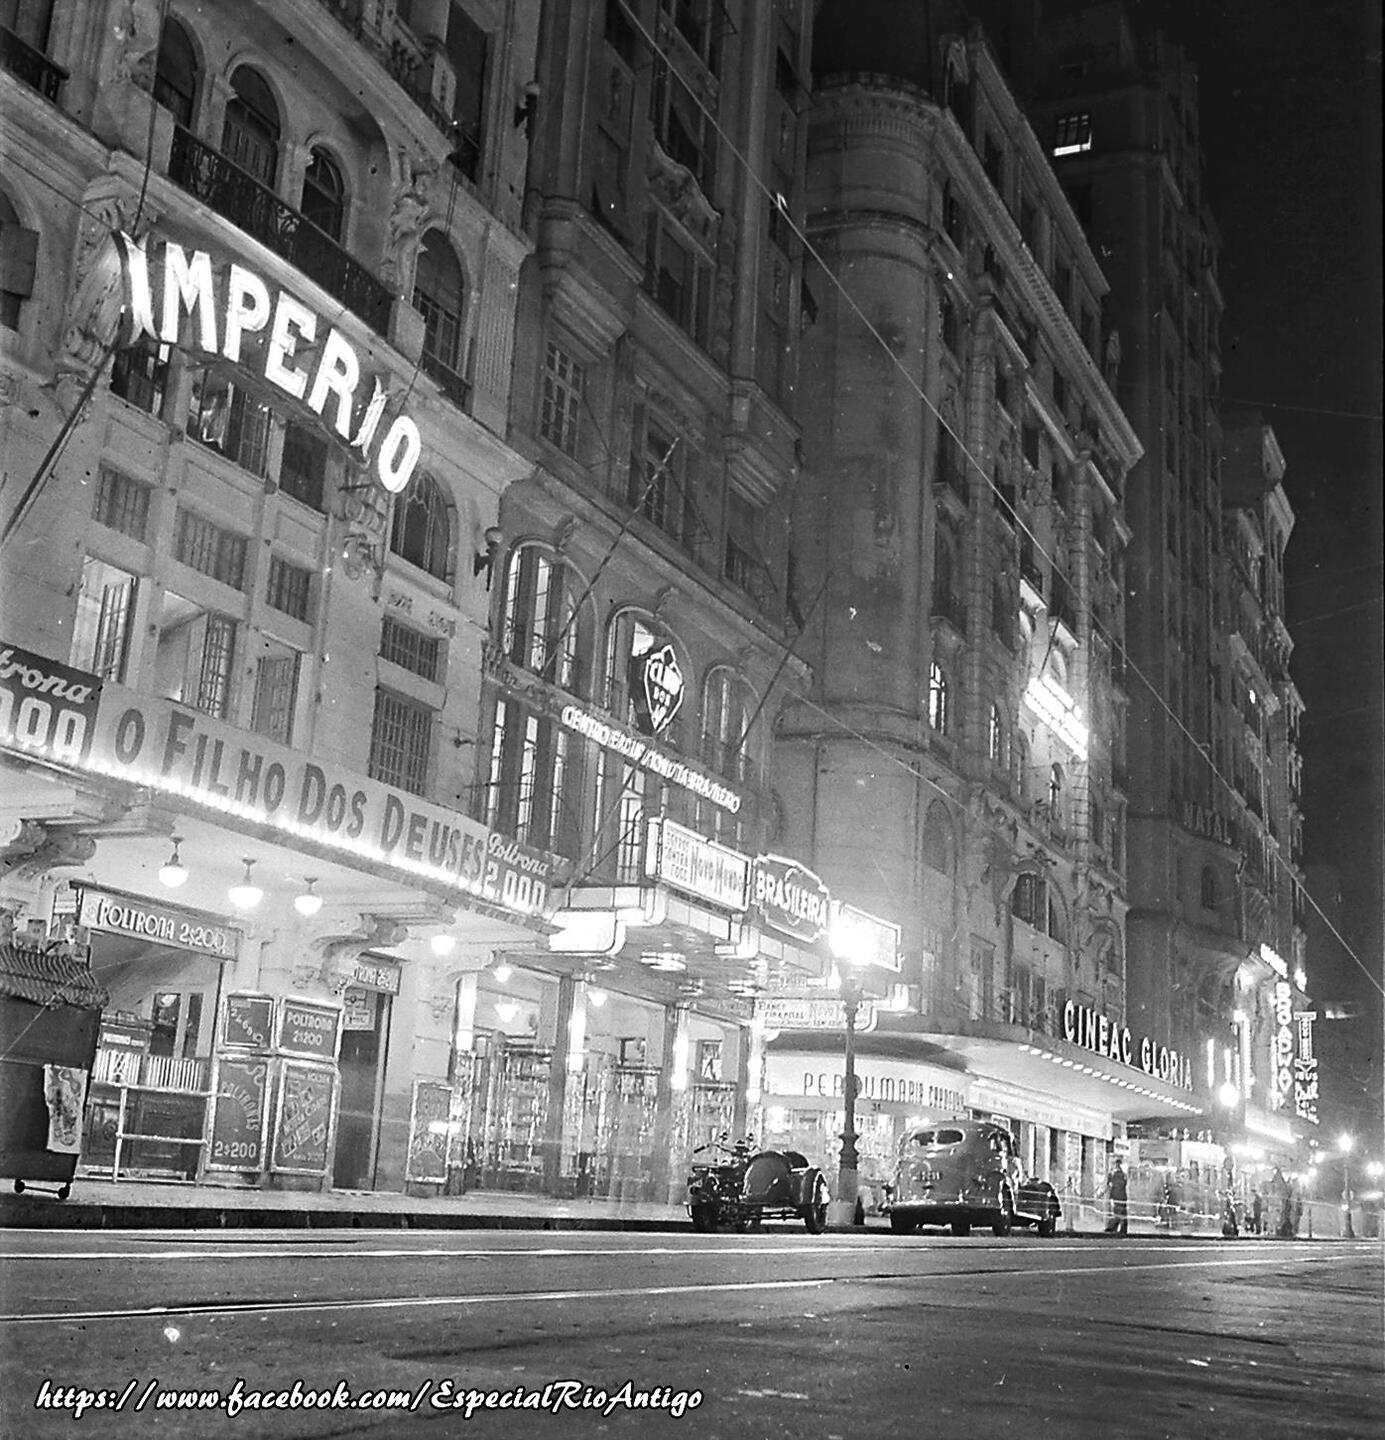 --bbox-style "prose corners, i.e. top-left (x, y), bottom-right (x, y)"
top-left (618, 2), bottom-right (1382, 1000)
